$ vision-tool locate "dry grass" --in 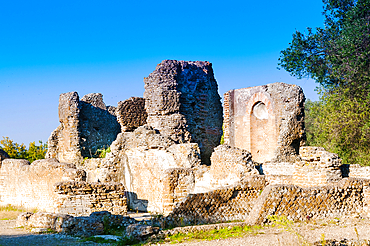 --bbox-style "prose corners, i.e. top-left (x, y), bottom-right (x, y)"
top-left (0, 205), bottom-right (27, 220)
